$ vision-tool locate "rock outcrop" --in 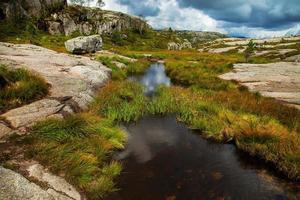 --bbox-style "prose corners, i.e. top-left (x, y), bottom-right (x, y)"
top-left (0, 42), bottom-right (110, 136)
top-left (45, 6), bottom-right (149, 36)
top-left (65, 35), bottom-right (102, 54)
top-left (168, 39), bottom-right (192, 50)
top-left (0, 166), bottom-right (78, 200)
top-left (0, 0), bottom-right (66, 19)
top-left (220, 62), bottom-right (300, 110)
top-left (285, 54), bottom-right (300, 62)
